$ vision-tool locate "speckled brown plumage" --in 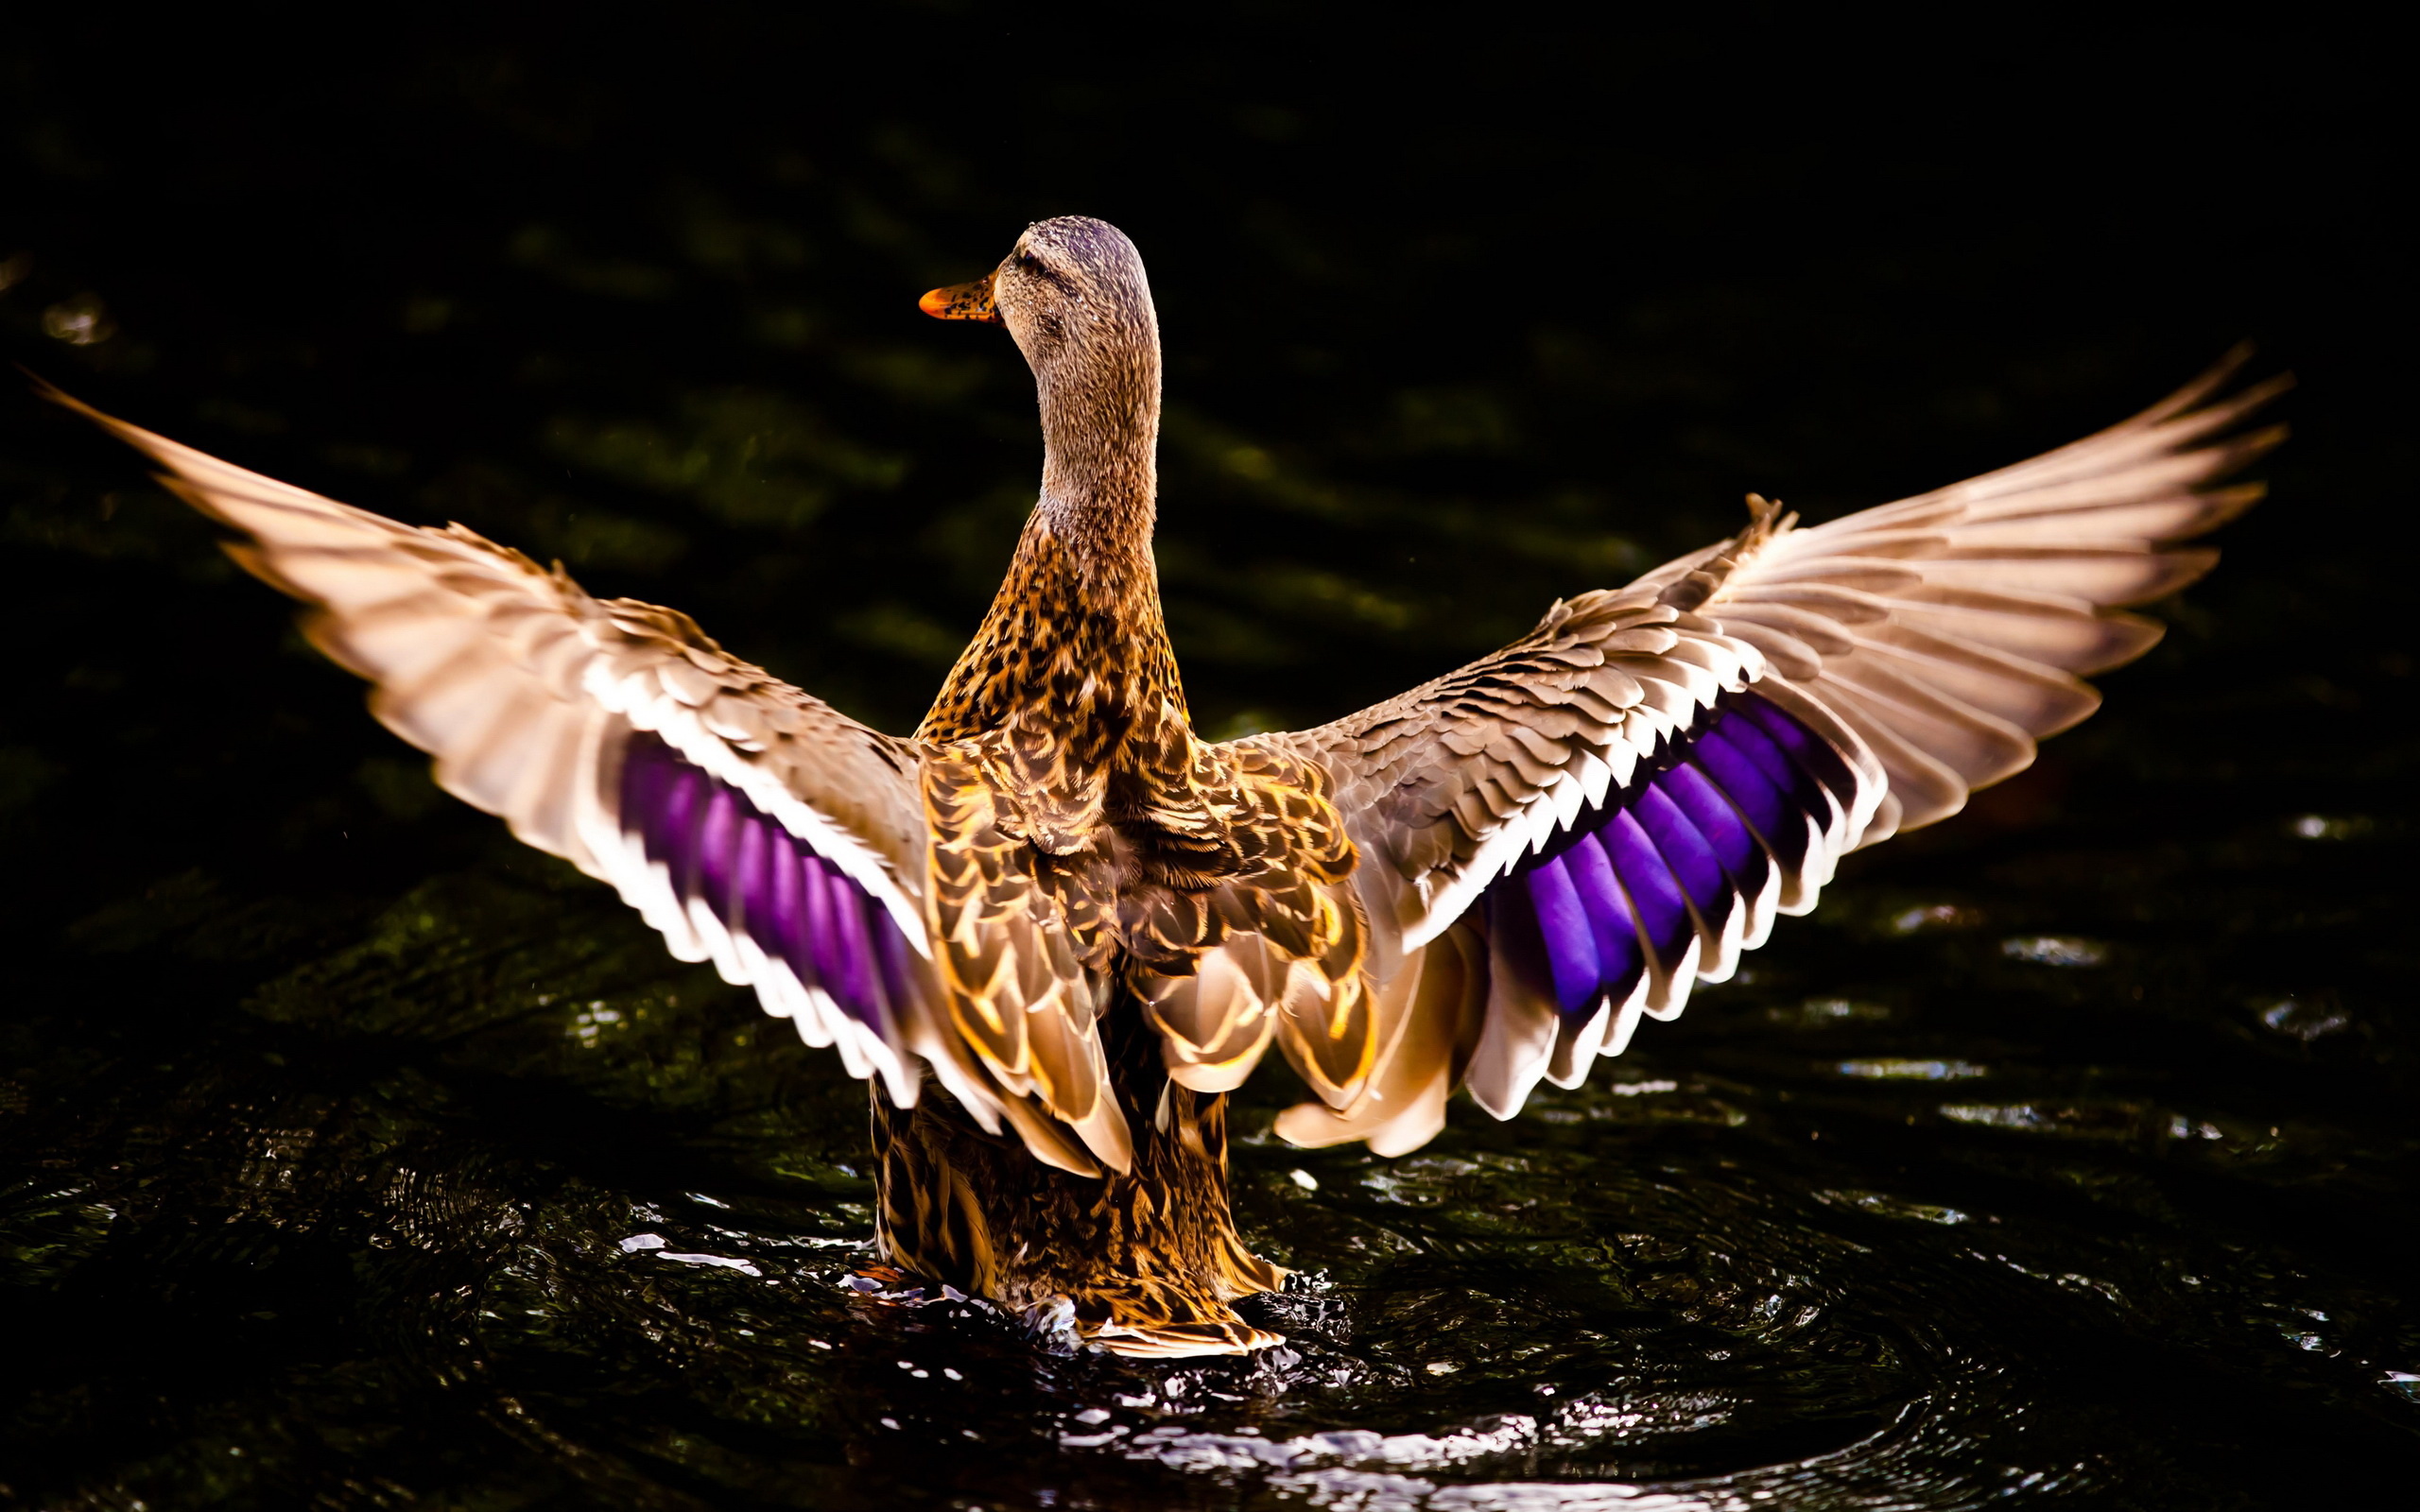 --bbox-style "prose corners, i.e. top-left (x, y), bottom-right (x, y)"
top-left (873, 1009), bottom-right (1287, 1356)
top-left (889, 218), bottom-right (1363, 1349)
